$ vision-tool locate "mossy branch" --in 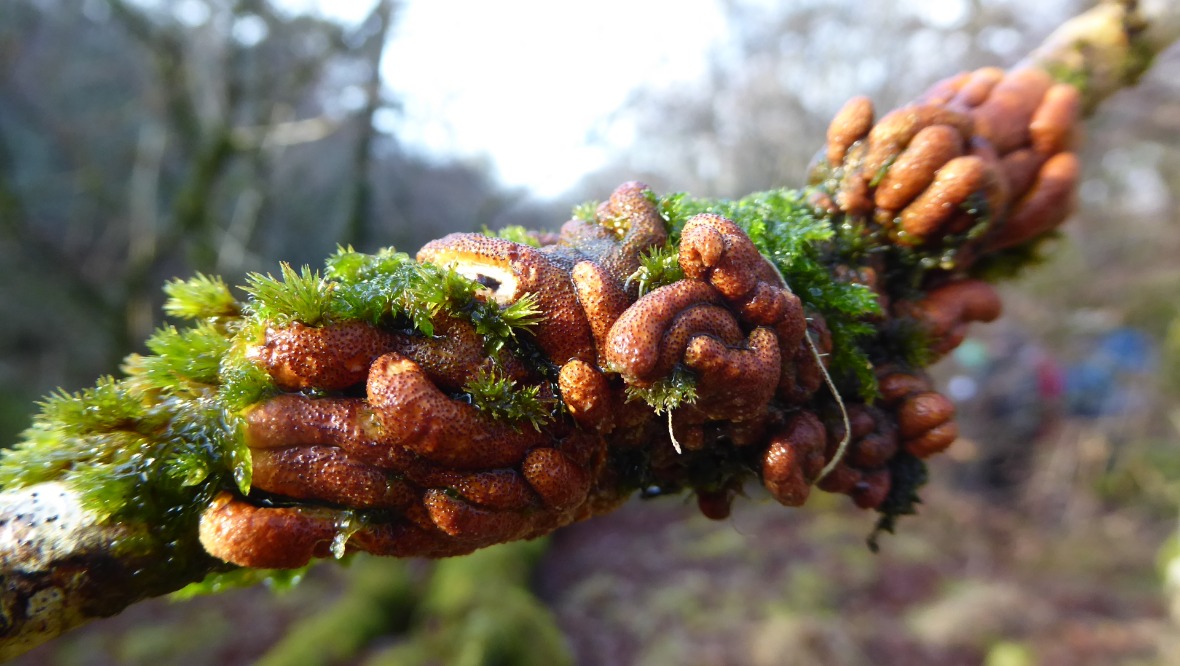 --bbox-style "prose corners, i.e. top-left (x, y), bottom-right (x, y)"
top-left (0, 2), bottom-right (1175, 659)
